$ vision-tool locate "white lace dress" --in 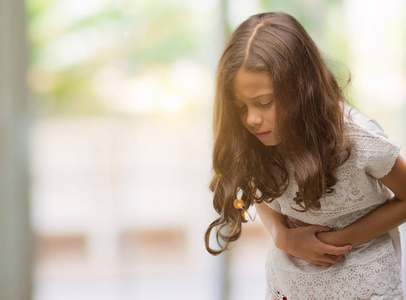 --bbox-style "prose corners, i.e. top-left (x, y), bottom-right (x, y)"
top-left (265, 106), bottom-right (404, 300)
